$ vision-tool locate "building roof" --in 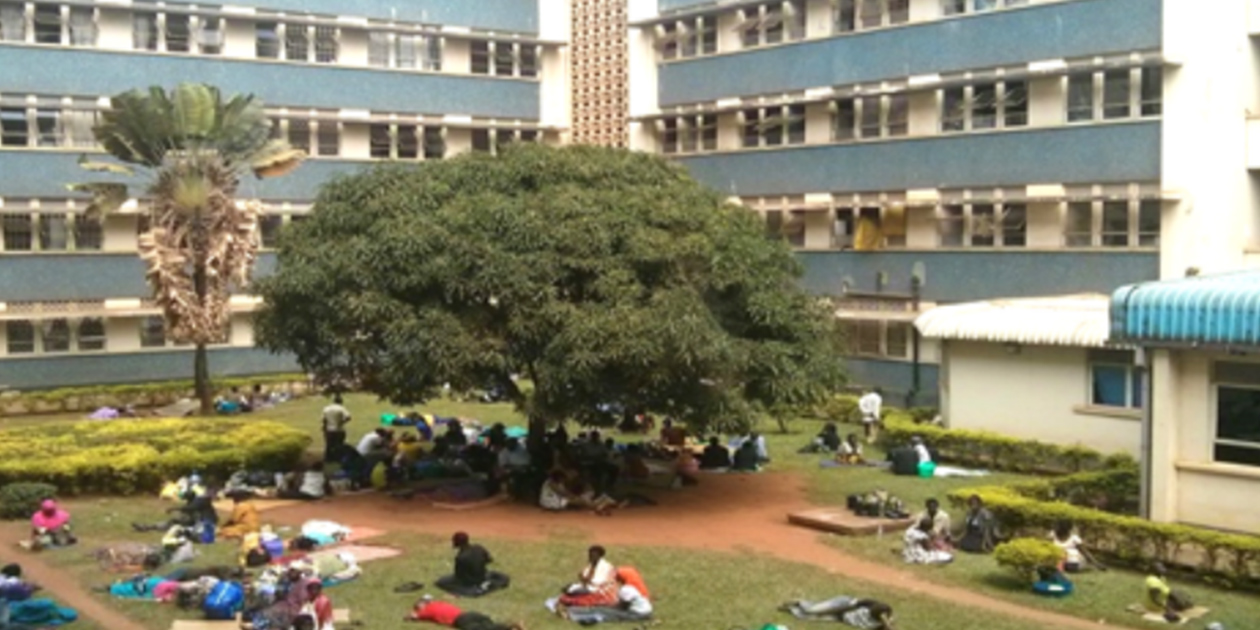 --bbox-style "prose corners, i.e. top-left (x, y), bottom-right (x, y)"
top-left (915, 294), bottom-right (1112, 348)
top-left (1110, 270), bottom-right (1260, 349)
